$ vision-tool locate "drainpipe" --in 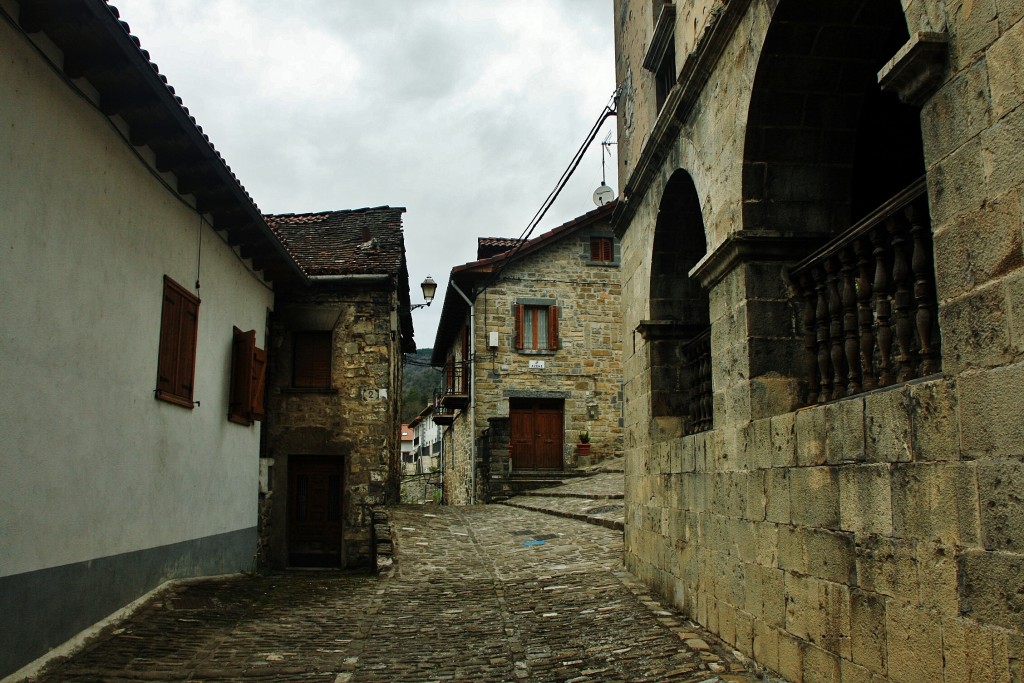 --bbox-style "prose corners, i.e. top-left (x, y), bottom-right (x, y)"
top-left (450, 280), bottom-right (476, 505)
